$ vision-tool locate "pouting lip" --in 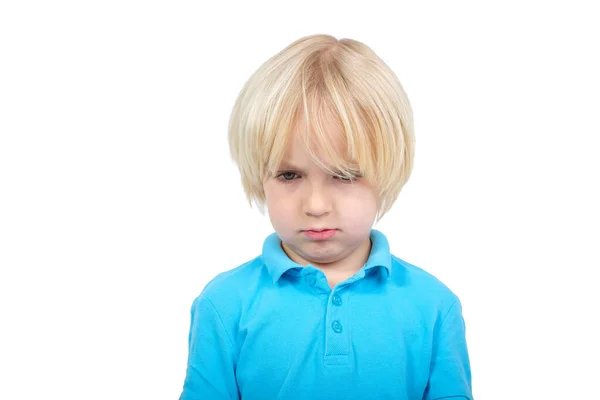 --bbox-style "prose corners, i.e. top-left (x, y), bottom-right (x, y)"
top-left (302, 228), bottom-right (337, 232)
